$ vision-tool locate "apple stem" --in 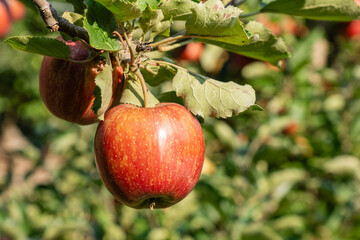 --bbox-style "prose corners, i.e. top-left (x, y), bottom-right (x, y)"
top-left (135, 68), bottom-right (149, 108)
top-left (120, 24), bottom-right (135, 65)
top-left (150, 202), bottom-right (156, 211)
